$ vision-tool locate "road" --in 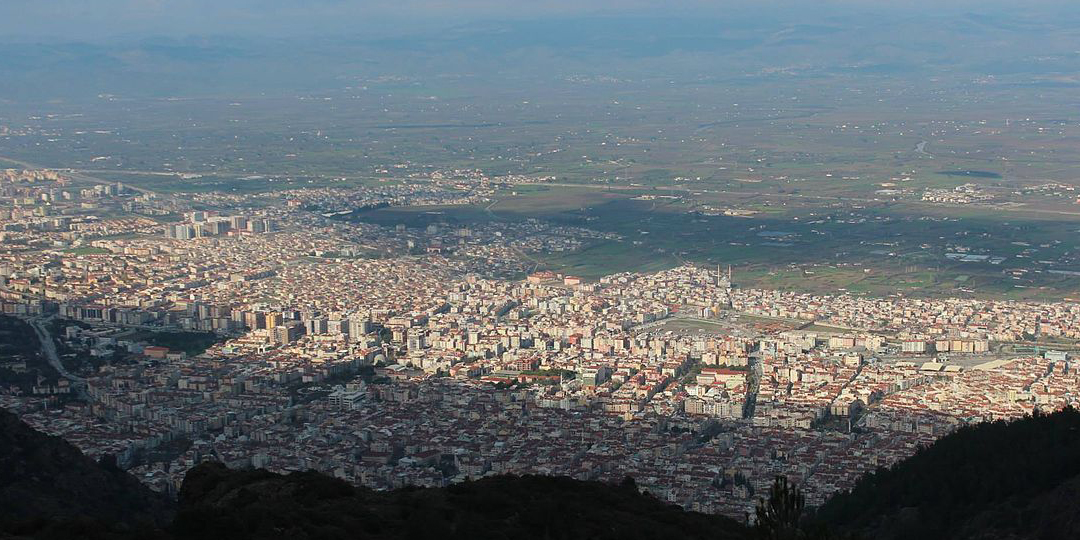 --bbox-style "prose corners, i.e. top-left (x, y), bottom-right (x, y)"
top-left (743, 353), bottom-right (762, 420)
top-left (29, 316), bottom-right (86, 384)
top-left (0, 155), bottom-right (171, 202)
